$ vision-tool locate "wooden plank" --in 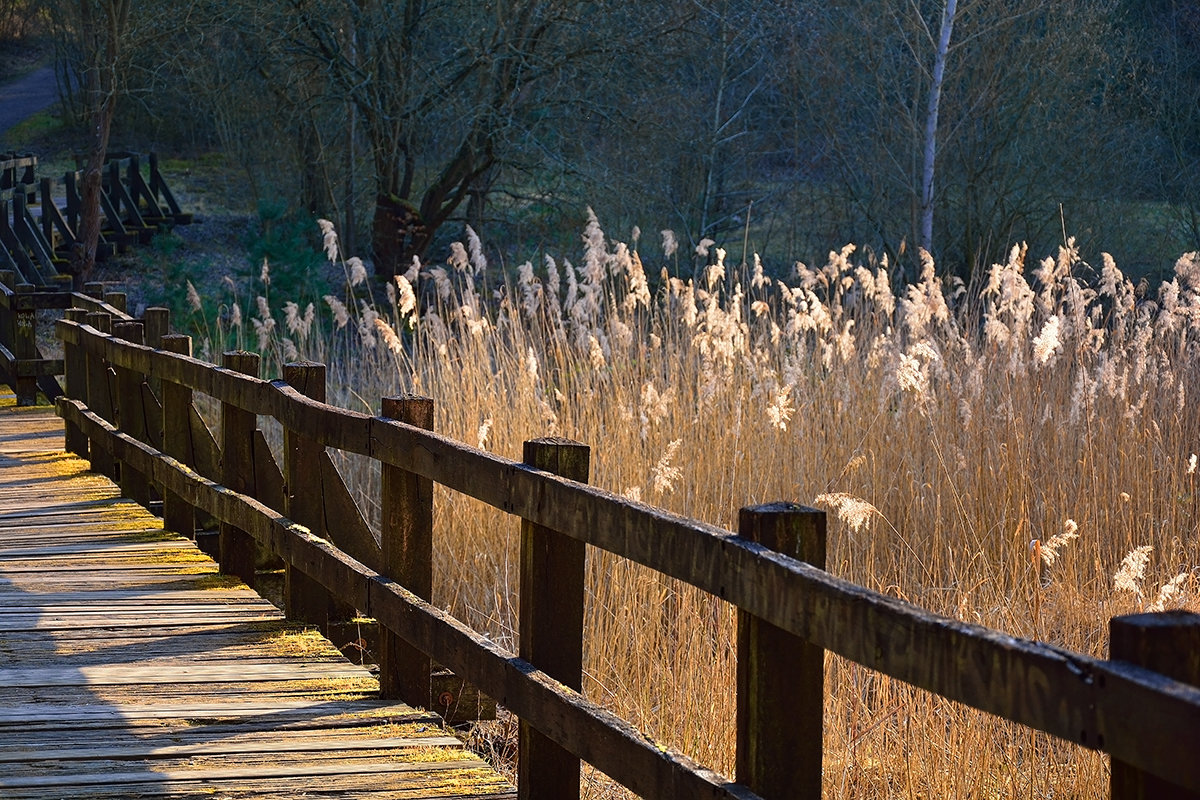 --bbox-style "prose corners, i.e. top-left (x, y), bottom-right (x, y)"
top-left (61, 307), bottom-right (89, 457)
top-left (1110, 612), bottom-right (1200, 799)
top-left (0, 735), bottom-right (465, 763)
top-left (82, 312), bottom-right (116, 479)
top-left (0, 614), bottom-right (284, 632)
top-left (0, 402), bottom-right (513, 800)
top-left (0, 662), bottom-right (368, 687)
top-left (0, 699), bottom-right (432, 726)
top-left (111, 320), bottom-right (149, 504)
top-left (0, 757), bottom-right (492, 789)
top-left (159, 334), bottom-right (194, 536)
